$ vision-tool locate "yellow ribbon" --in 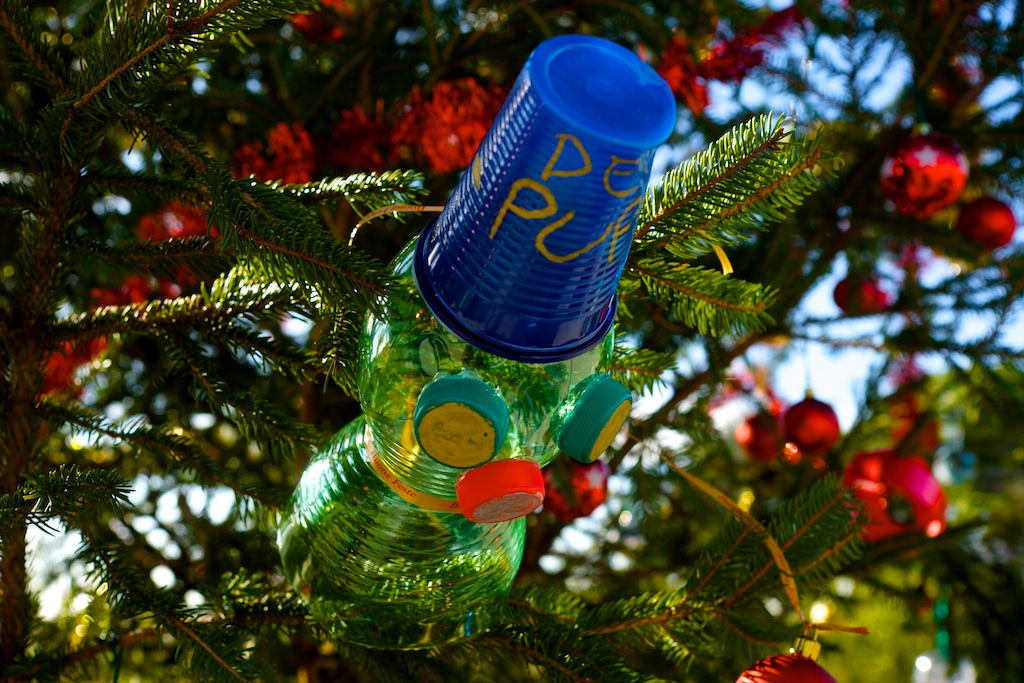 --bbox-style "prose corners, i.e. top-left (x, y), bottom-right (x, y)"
top-left (660, 452), bottom-right (803, 623)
